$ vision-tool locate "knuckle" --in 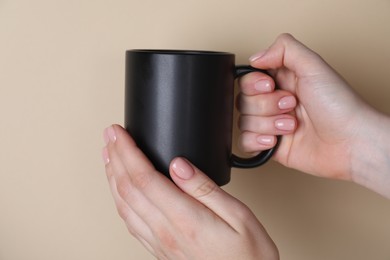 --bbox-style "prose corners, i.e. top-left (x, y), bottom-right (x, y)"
top-left (256, 97), bottom-right (267, 114)
top-left (238, 76), bottom-right (253, 93)
top-left (125, 224), bottom-right (136, 237)
top-left (193, 179), bottom-right (218, 199)
top-left (238, 94), bottom-right (250, 114)
top-left (234, 203), bottom-right (255, 222)
top-left (116, 201), bottom-right (130, 221)
top-left (104, 163), bottom-right (114, 179)
top-left (155, 227), bottom-right (178, 252)
top-left (254, 117), bottom-right (263, 132)
top-left (238, 115), bottom-right (251, 131)
top-left (278, 33), bottom-right (294, 43)
top-left (130, 170), bottom-right (152, 189)
top-left (116, 176), bottom-right (131, 199)
top-left (173, 213), bottom-right (197, 240)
